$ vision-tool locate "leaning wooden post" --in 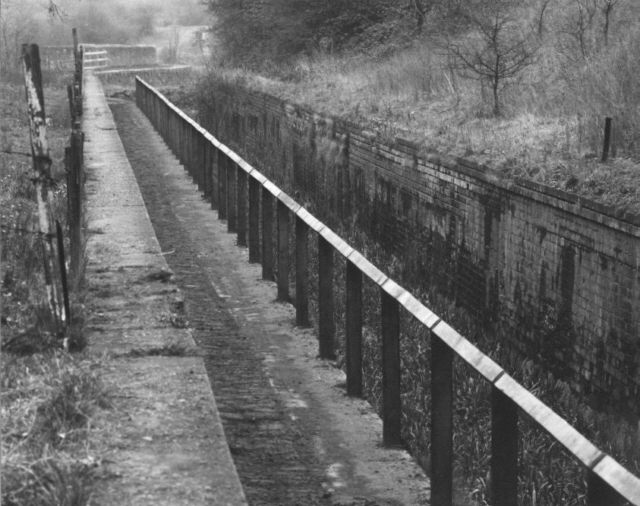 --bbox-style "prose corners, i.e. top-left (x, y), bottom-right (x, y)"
top-left (67, 130), bottom-right (84, 282)
top-left (381, 289), bottom-right (401, 446)
top-left (318, 235), bottom-right (335, 358)
top-left (22, 43), bottom-right (62, 329)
